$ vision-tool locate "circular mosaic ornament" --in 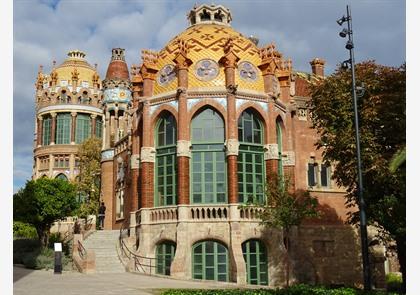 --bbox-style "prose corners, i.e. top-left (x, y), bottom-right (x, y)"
top-left (195, 59), bottom-right (219, 81)
top-left (158, 64), bottom-right (176, 86)
top-left (238, 61), bottom-right (258, 82)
